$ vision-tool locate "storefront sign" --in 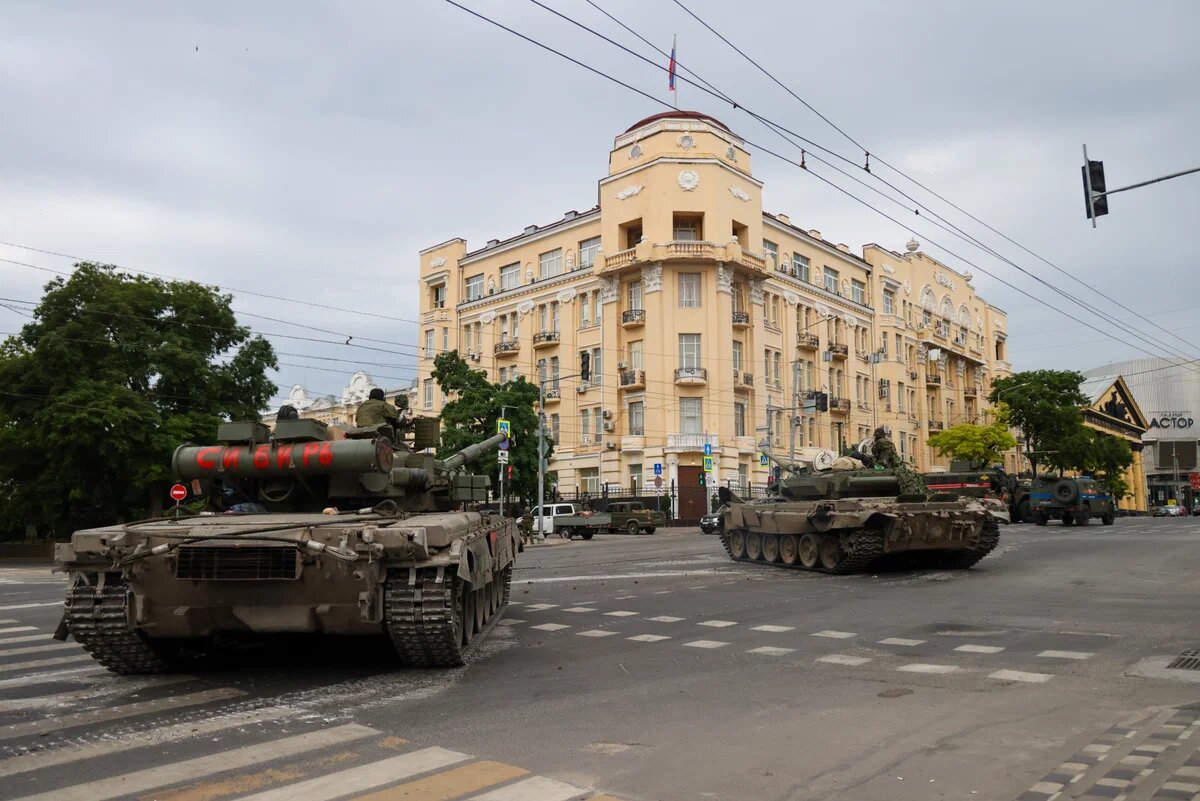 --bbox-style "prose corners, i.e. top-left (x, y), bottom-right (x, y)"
top-left (1148, 411), bottom-right (1194, 429)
